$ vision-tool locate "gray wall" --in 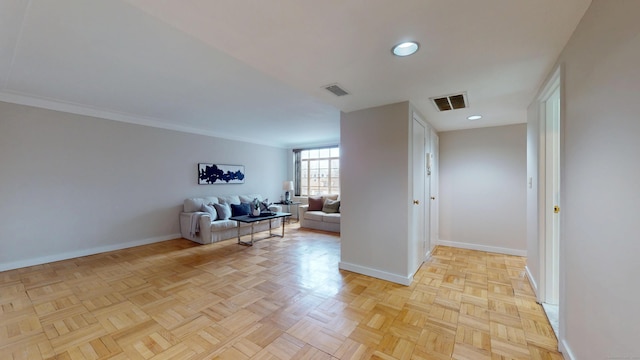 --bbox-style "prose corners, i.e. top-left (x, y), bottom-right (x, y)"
top-left (340, 102), bottom-right (412, 284)
top-left (527, 0), bottom-right (640, 358)
top-left (0, 101), bottom-right (287, 270)
top-left (439, 124), bottom-right (527, 255)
